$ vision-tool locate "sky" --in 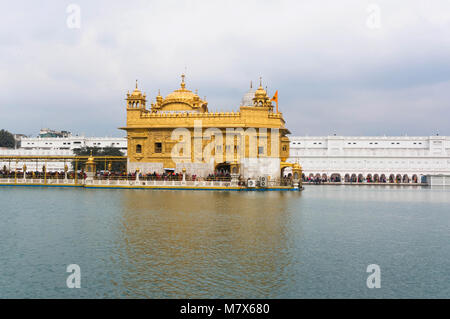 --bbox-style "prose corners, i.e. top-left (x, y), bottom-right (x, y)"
top-left (0, 0), bottom-right (449, 137)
